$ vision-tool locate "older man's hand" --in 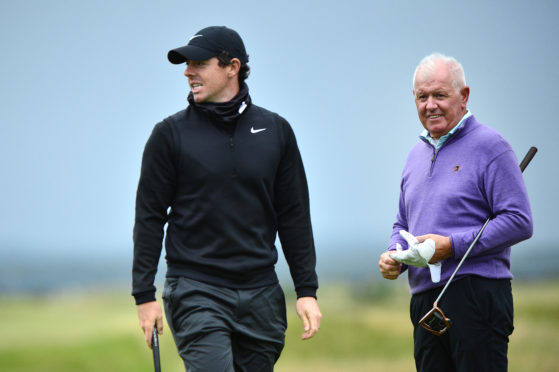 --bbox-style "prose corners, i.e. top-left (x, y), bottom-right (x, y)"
top-left (379, 250), bottom-right (402, 280)
top-left (390, 230), bottom-right (435, 267)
